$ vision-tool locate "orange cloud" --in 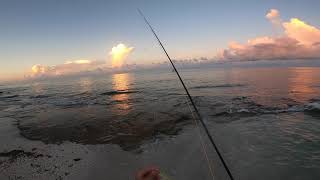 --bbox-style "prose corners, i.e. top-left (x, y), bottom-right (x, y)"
top-left (110, 43), bottom-right (134, 68)
top-left (31, 64), bottom-right (49, 75)
top-left (283, 18), bottom-right (320, 46)
top-left (218, 9), bottom-right (320, 61)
